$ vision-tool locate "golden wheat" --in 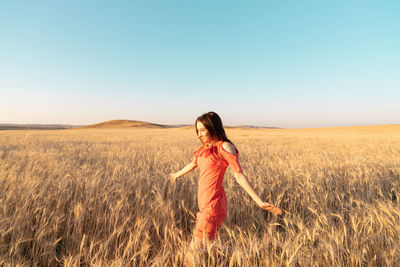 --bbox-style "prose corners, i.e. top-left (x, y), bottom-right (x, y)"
top-left (0, 125), bottom-right (399, 266)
